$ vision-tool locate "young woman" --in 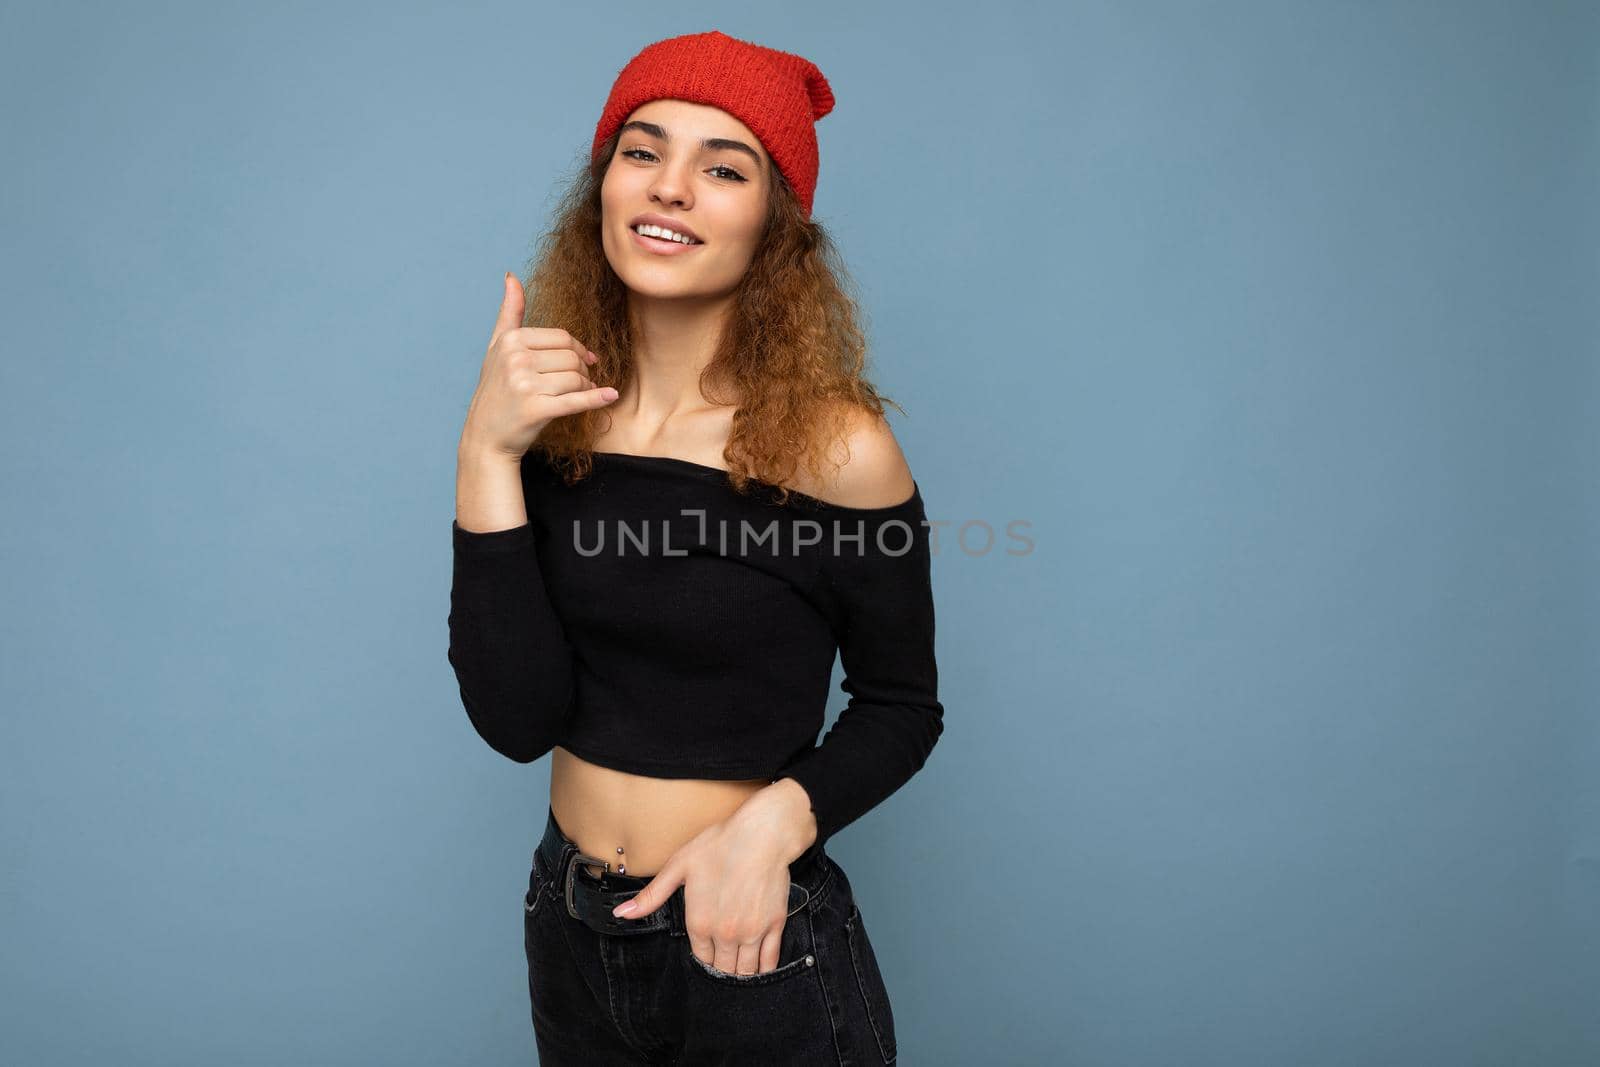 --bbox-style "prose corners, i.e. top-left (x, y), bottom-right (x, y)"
top-left (449, 29), bottom-right (942, 1065)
